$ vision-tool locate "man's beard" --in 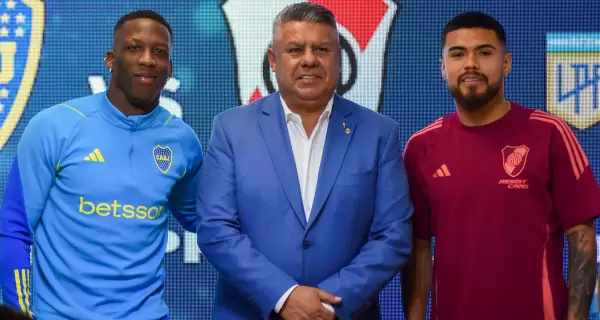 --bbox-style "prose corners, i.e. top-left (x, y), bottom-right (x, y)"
top-left (115, 77), bottom-right (162, 112)
top-left (449, 74), bottom-right (501, 111)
